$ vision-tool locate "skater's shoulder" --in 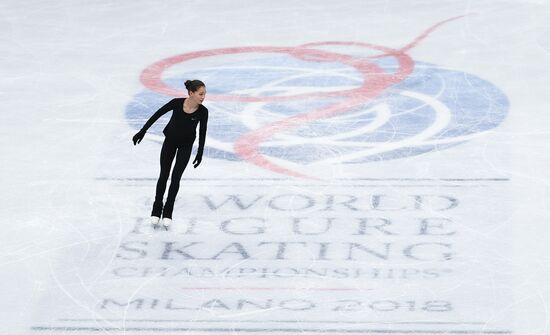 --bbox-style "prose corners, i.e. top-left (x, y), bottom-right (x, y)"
top-left (164, 97), bottom-right (184, 106)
